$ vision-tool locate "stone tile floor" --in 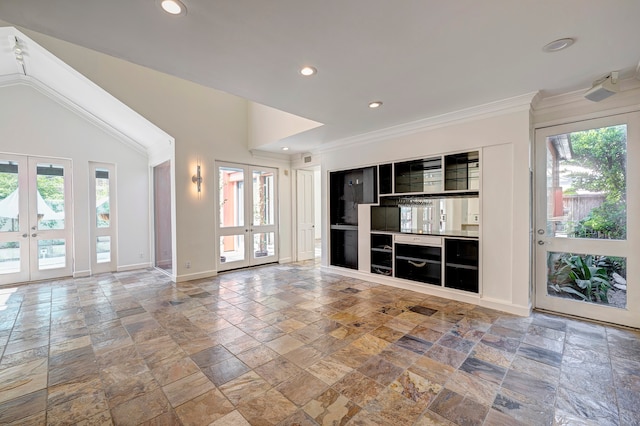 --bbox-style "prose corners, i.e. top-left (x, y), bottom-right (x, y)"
top-left (0, 260), bottom-right (639, 425)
